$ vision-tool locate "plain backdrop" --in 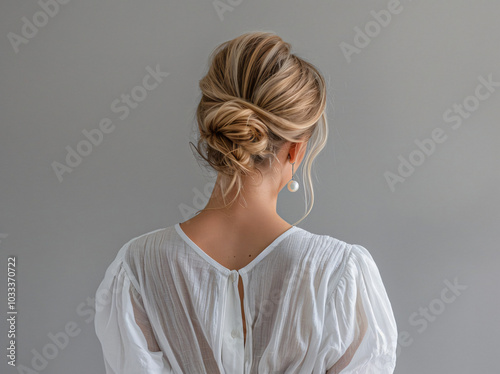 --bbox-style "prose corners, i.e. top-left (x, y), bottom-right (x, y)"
top-left (1, 0), bottom-right (499, 373)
